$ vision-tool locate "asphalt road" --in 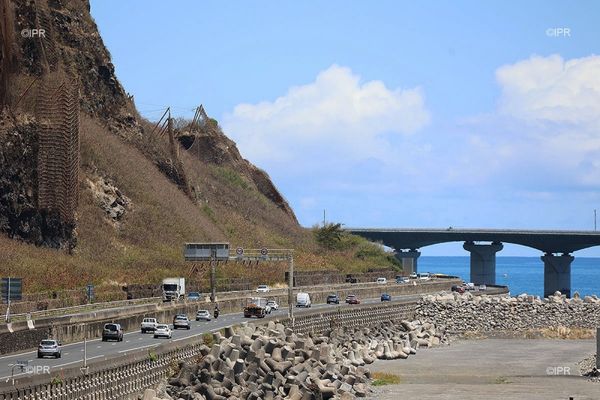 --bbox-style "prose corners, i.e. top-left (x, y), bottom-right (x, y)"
top-left (0, 294), bottom-right (423, 382)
